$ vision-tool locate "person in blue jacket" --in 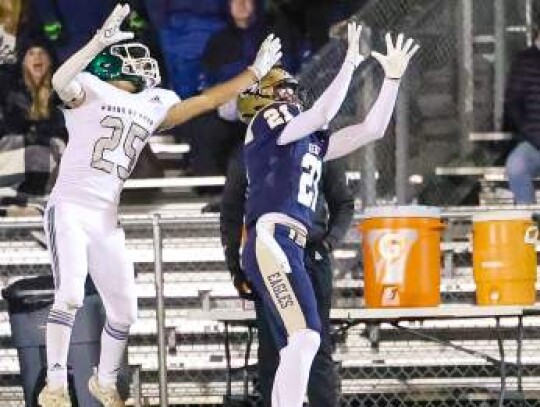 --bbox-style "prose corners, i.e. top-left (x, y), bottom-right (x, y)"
top-left (180, 0), bottom-right (306, 191)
